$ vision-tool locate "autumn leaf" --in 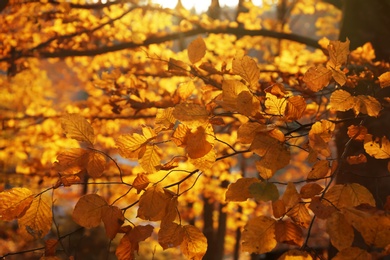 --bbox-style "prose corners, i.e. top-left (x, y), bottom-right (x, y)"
top-left (300, 183), bottom-right (323, 199)
top-left (249, 182), bottom-right (279, 202)
top-left (241, 216), bottom-right (277, 254)
top-left (275, 220), bottom-right (303, 246)
top-left (379, 71), bottom-right (390, 88)
top-left (188, 36), bottom-right (206, 64)
top-left (326, 211), bottom-right (354, 250)
top-left (347, 125), bottom-right (367, 141)
top-left (55, 148), bottom-right (89, 175)
top-left (172, 103), bottom-right (209, 128)
top-left (116, 225), bottom-right (154, 260)
top-left (265, 93), bottom-right (286, 116)
top-left (0, 187), bottom-right (34, 221)
top-left (19, 193), bottom-right (52, 239)
top-left (347, 154), bottom-right (367, 165)
top-left (237, 122), bottom-right (275, 144)
top-left (329, 89), bottom-right (355, 112)
top-left (158, 222), bottom-right (185, 250)
top-left (225, 177), bottom-right (261, 202)
top-left (286, 203), bottom-right (312, 228)
top-left (138, 144), bottom-right (161, 174)
top-left (264, 83), bottom-right (287, 98)
top-left (324, 183), bottom-right (376, 209)
top-left (102, 205), bottom-right (125, 239)
top-left (281, 182), bottom-right (300, 210)
top-left (61, 113), bottom-right (94, 146)
top-left (309, 120), bottom-right (335, 157)
top-left (364, 134), bottom-right (390, 159)
top-left (333, 247), bottom-right (372, 260)
top-left (44, 239), bottom-right (58, 256)
top-left (272, 200), bottom-right (286, 218)
top-left (189, 148), bottom-right (216, 171)
top-left (308, 196), bottom-right (336, 219)
top-left (232, 55), bottom-right (260, 90)
top-left (116, 235), bottom-right (134, 260)
top-left (116, 132), bottom-right (150, 159)
top-left (327, 39), bottom-right (350, 70)
top-left (180, 225), bottom-right (207, 260)
top-left (185, 125), bottom-right (213, 159)
top-left (137, 185), bottom-right (172, 221)
top-left (303, 65), bottom-right (332, 92)
top-left (86, 151), bottom-right (106, 178)
top-left (155, 107), bottom-right (176, 132)
top-left (132, 173), bottom-right (150, 194)
top-left (307, 160), bottom-right (329, 180)
top-left (168, 58), bottom-right (190, 76)
top-left (353, 95), bottom-right (381, 117)
top-left (279, 249), bottom-right (313, 260)
top-left (285, 95), bottom-right (306, 121)
top-left (72, 194), bottom-right (108, 228)
top-left (331, 69), bottom-right (347, 86)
